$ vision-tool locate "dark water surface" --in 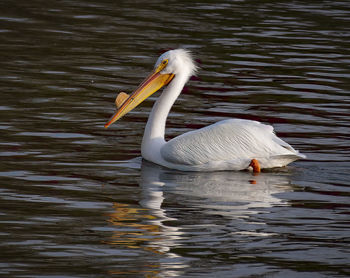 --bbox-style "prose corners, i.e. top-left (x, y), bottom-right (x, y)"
top-left (1, 0), bottom-right (350, 277)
